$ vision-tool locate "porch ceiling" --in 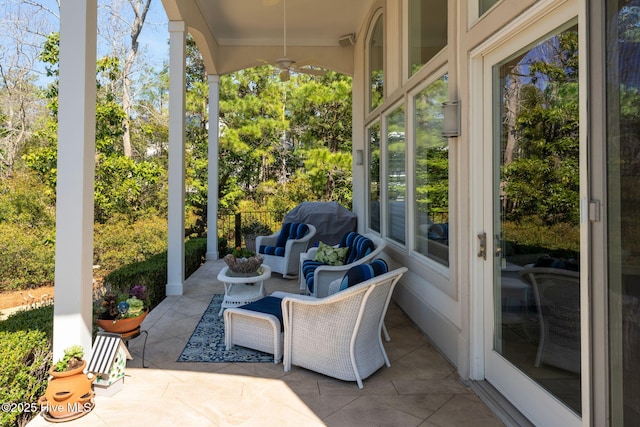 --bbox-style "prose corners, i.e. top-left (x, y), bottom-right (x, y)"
top-left (161, 0), bottom-right (375, 76)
